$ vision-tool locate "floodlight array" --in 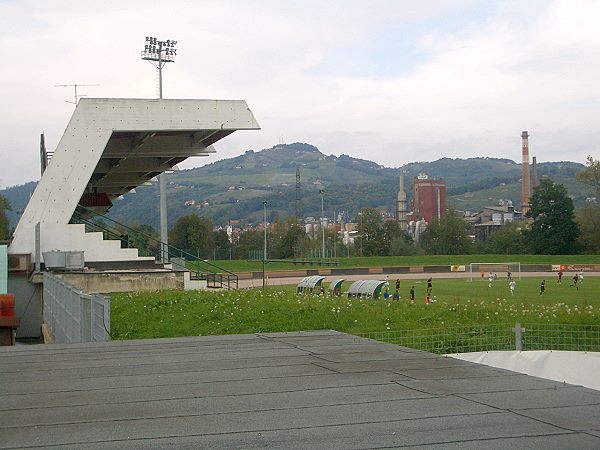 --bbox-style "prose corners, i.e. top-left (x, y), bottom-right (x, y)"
top-left (141, 36), bottom-right (177, 63)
